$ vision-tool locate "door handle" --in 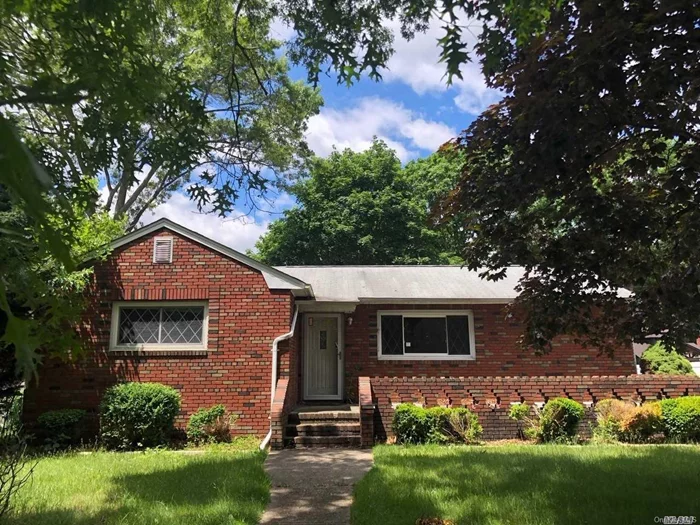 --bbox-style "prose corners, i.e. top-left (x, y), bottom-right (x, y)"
top-left (336, 342), bottom-right (341, 361)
